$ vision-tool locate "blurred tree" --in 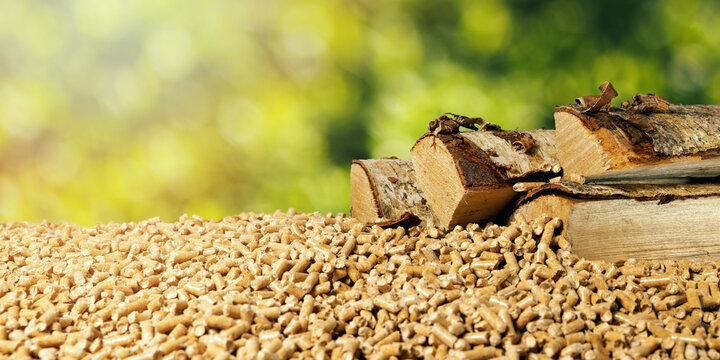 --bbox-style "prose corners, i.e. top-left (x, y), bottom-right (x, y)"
top-left (0, 0), bottom-right (717, 224)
